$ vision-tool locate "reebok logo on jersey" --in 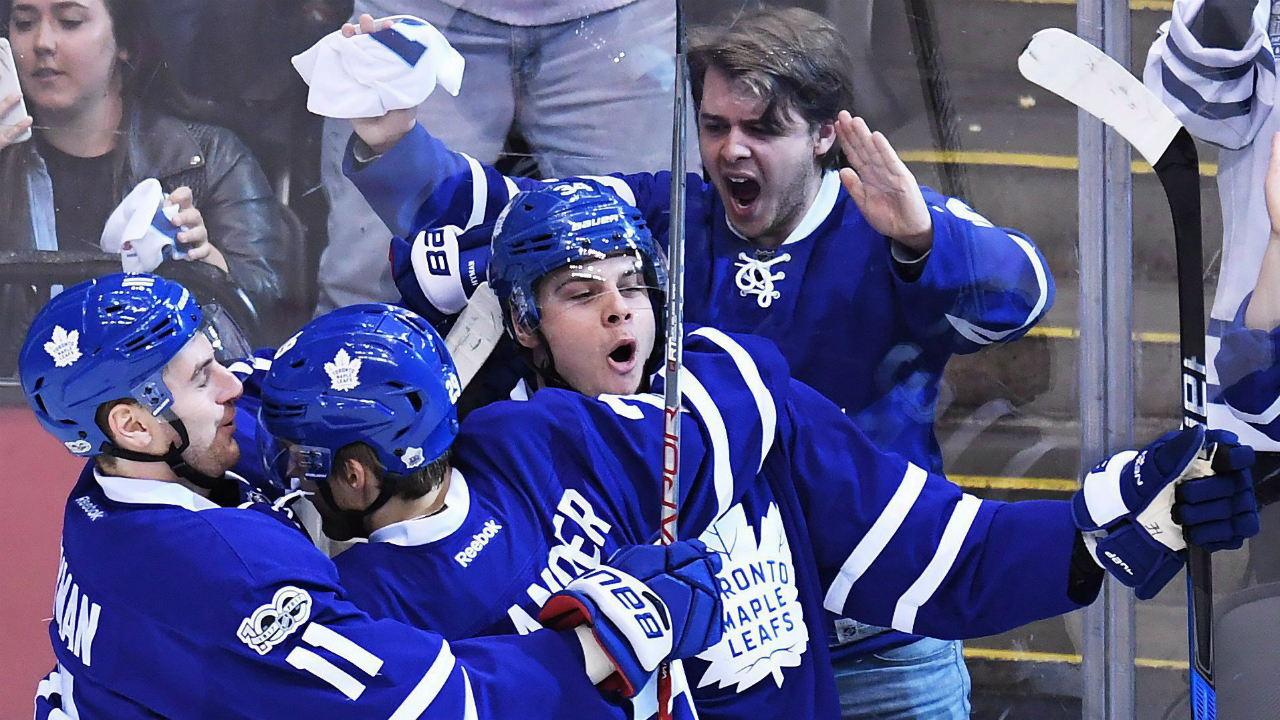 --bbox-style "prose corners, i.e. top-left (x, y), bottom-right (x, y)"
top-left (454, 519), bottom-right (502, 567)
top-left (1103, 550), bottom-right (1134, 576)
top-left (238, 586), bottom-right (312, 655)
top-left (75, 496), bottom-right (104, 521)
